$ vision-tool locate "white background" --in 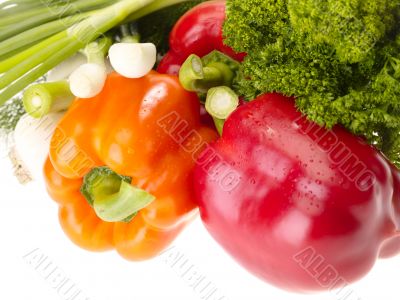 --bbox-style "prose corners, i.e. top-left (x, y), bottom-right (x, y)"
top-left (0, 146), bottom-right (399, 300)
